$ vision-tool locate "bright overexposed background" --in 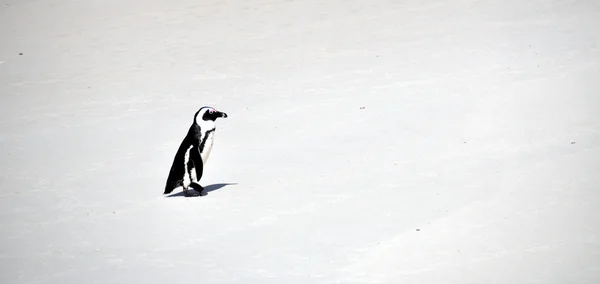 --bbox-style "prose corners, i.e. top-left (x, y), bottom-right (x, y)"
top-left (1, 0), bottom-right (599, 283)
